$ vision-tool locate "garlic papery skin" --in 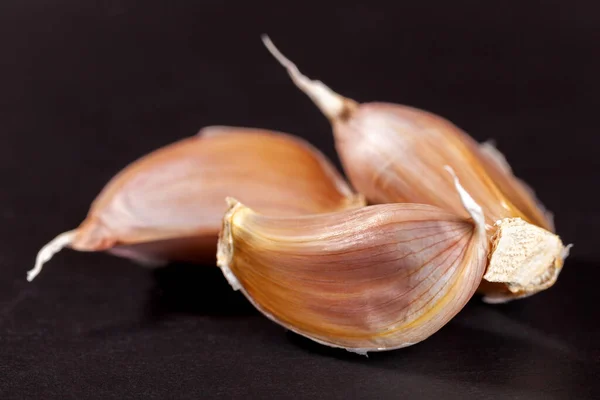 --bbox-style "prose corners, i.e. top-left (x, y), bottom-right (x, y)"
top-left (27, 126), bottom-right (364, 282)
top-left (217, 169), bottom-right (489, 353)
top-left (261, 36), bottom-right (570, 302)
